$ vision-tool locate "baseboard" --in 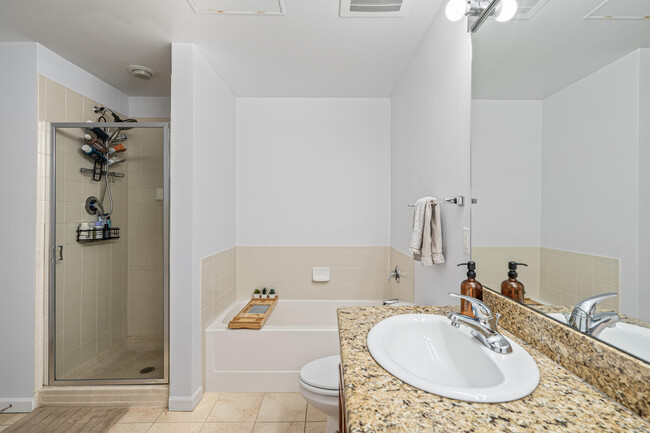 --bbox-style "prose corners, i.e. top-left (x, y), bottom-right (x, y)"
top-left (168, 385), bottom-right (203, 412)
top-left (0, 398), bottom-right (36, 413)
top-left (38, 385), bottom-right (168, 408)
top-left (206, 371), bottom-right (300, 393)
